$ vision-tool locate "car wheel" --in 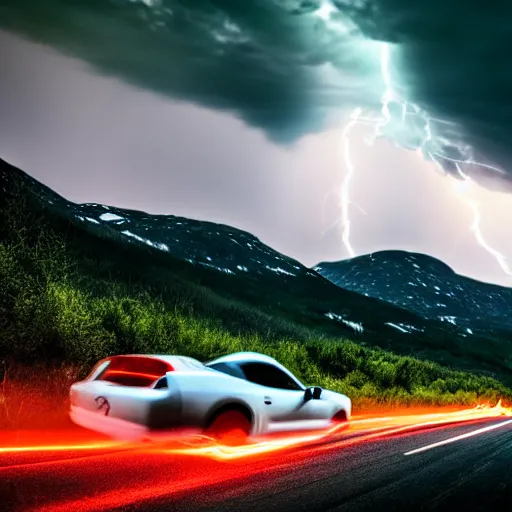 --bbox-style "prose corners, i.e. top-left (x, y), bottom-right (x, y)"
top-left (205, 409), bottom-right (251, 446)
top-left (331, 409), bottom-right (349, 428)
